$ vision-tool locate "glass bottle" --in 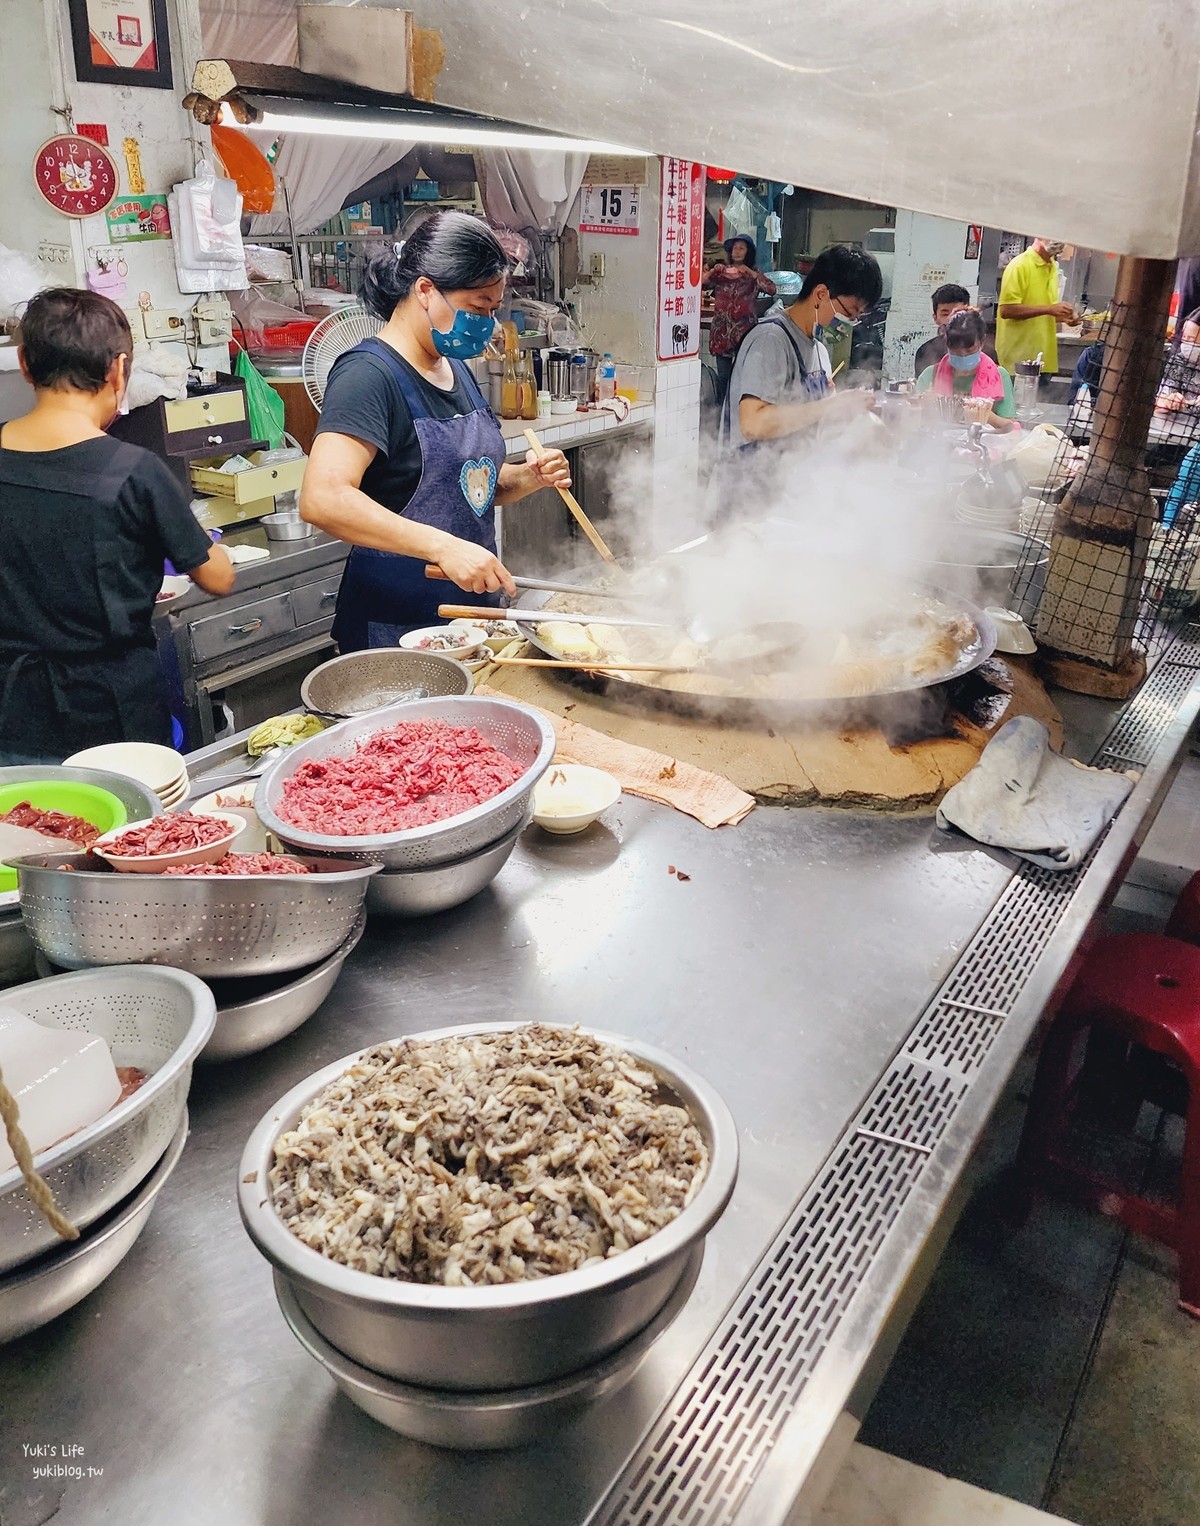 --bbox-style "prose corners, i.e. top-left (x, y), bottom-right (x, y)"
top-left (518, 351), bottom-right (538, 420)
top-left (500, 348), bottom-right (520, 420)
